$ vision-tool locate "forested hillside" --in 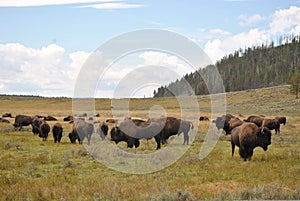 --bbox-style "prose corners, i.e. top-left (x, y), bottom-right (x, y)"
top-left (153, 35), bottom-right (300, 97)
